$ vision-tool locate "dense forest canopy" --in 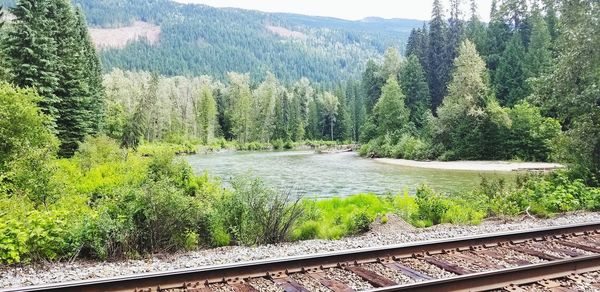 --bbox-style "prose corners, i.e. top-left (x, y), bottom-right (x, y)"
top-left (0, 0), bottom-right (422, 84)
